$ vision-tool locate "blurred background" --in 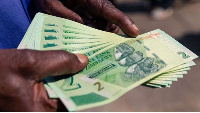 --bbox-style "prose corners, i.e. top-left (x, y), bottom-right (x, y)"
top-left (82, 0), bottom-right (200, 111)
